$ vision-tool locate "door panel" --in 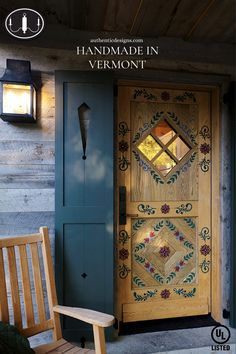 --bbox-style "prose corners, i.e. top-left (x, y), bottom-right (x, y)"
top-left (55, 72), bottom-right (114, 339)
top-left (117, 84), bottom-right (212, 322)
